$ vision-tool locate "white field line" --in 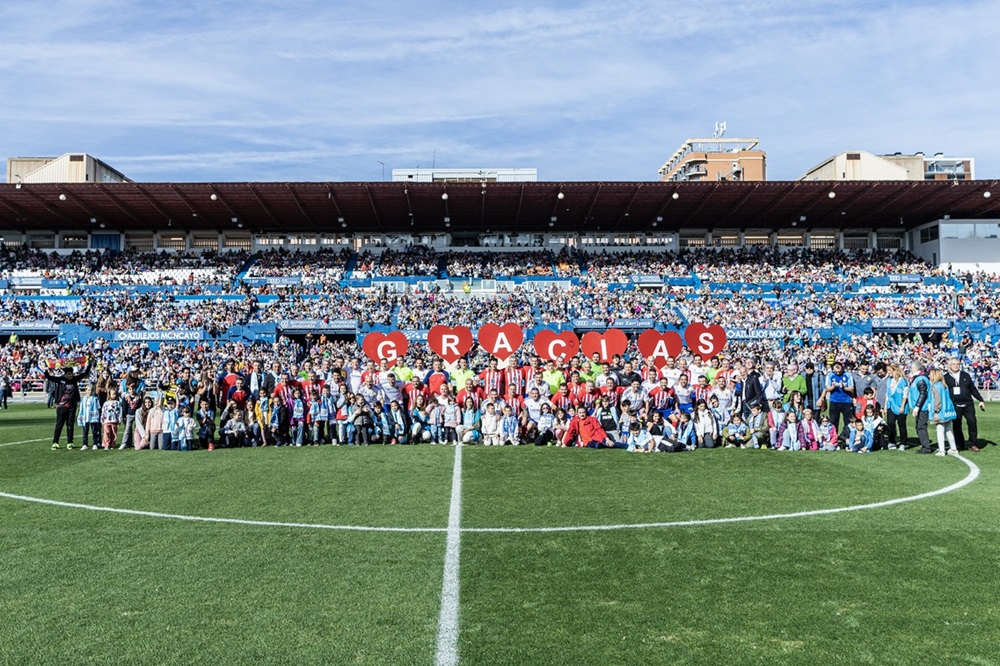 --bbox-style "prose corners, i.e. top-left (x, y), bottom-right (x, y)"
top-left (435, 441), bottom-right (463, 666)
top-left (463, 455), bottom-right (981, 533)
top-left (0, 438), bottom-right (48, 448)
top-left (0, 437), bottom-right (980, 535)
